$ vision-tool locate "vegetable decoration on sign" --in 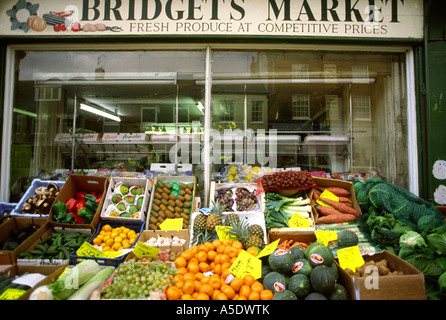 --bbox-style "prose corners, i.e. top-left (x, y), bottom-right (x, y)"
top-left (6, 0), bottom-right (39, 33)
